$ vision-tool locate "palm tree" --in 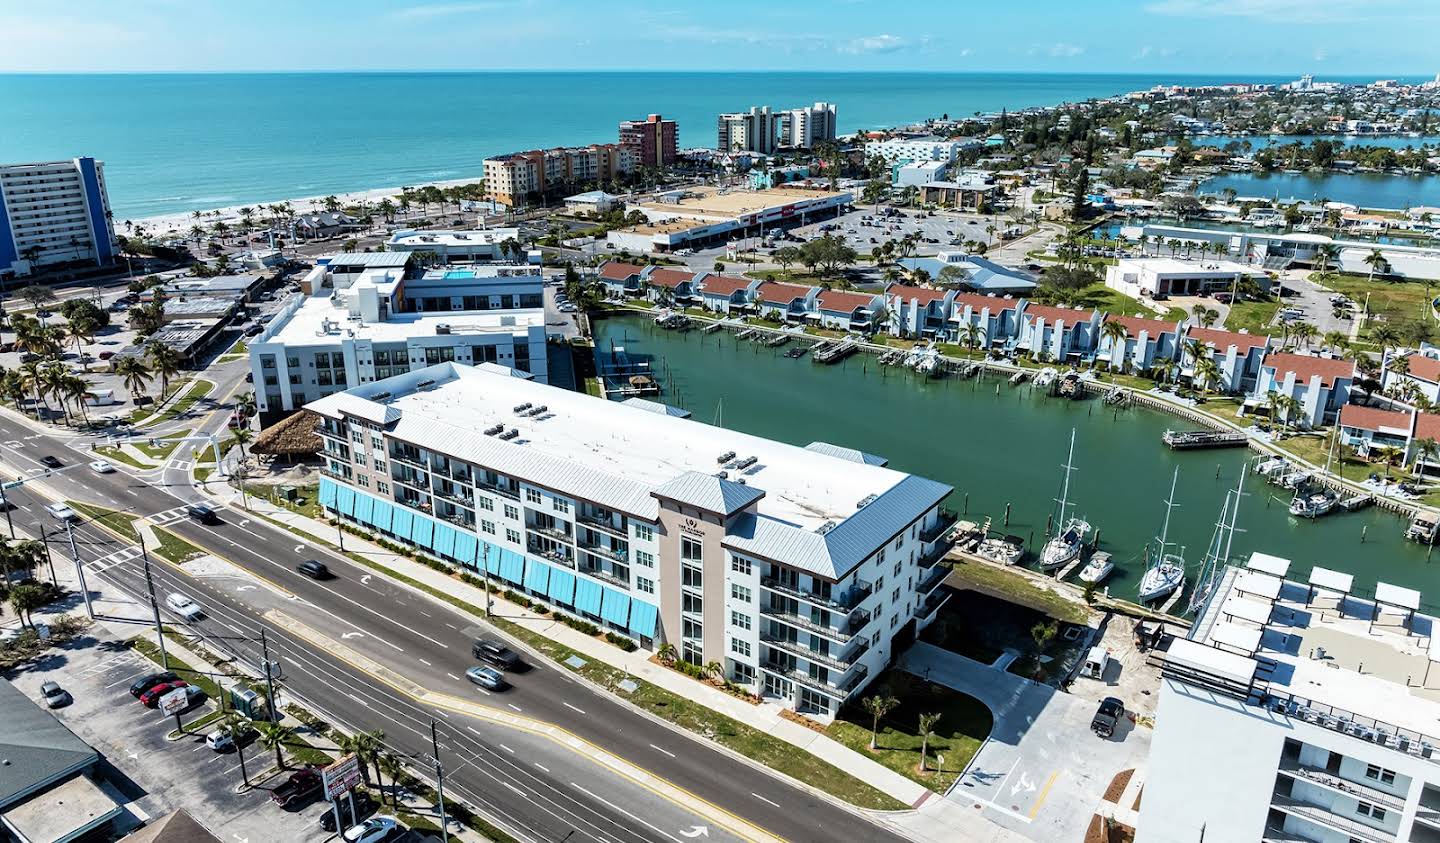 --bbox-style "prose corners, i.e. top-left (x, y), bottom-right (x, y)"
top-left (1377, 444), bottom-right (1405, 478)
top-left (1100, 321), bottom-right (1128, 371)
top-left (376, 753), bottom-right (407, 810)
top-left (230, 425), bottom-right (254, 459)
top-left (255, 720), bottom-right (296, 770)
top-left (1322, 330), bottom-right (1347, 353)
top-left (67, 315), bottom-right (97, 359)
top-left (956, 323), bottom-right (984, 359)
top-left (656, 643), bottom-right (678, 666)
top-left (1193, 305), bottom-right (1219, 328)
top-left (1277, 394), bottom-right (1303, 434)
top-left (703, 660), bottom-right (725, 684)
top-left (1371, 325), bottom-right (1401, 361)
top-left (114, 357), bottom-right (152, 404)
top-left (1414, 437), bottom-right (1440, 474)
top-left (146, 341), bottom-right (182, 401)
top-left (41, 363), bottom-right (72, 425)
top-left (8, 583), bottom-right (46, 628)
top-left (861, 694), bottom-right (899, 750)
top-left (17, 361), bottom-right (46, 418)
top-left (63, 374), bottom-right (92, 427)
top-left (1290, 321), bottom-right (1317, 349)
top-left (347, 729), bottom-right (386, 786)
top-left (917, 712), bottom-right (942, 772)
top-left (1364, 248), bottom-right (1388, 281)
top-left (219, 711), bottom-right (254, 786)
top-left (1194, 355), bottom-right (1222, 399)
top-left (1316, 244), bottom-right (1339, 276)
